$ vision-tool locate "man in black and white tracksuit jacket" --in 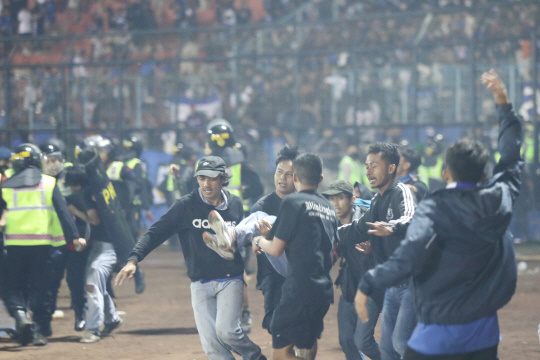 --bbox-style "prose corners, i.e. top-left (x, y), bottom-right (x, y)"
top-left (115, 156), bottom-right (265, 360)
top-left (347, 143), bottom-right (417, 360)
